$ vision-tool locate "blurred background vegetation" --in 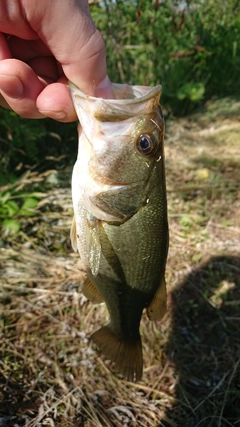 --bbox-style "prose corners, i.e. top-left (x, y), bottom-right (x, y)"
top-left (0, 0), bottom-right (239, 179)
